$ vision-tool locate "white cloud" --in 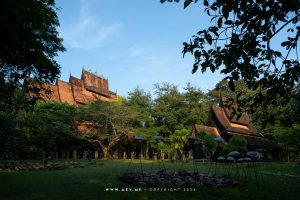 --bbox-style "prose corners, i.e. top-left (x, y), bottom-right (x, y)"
top-left (59, 2), bottom-right (122, 49)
